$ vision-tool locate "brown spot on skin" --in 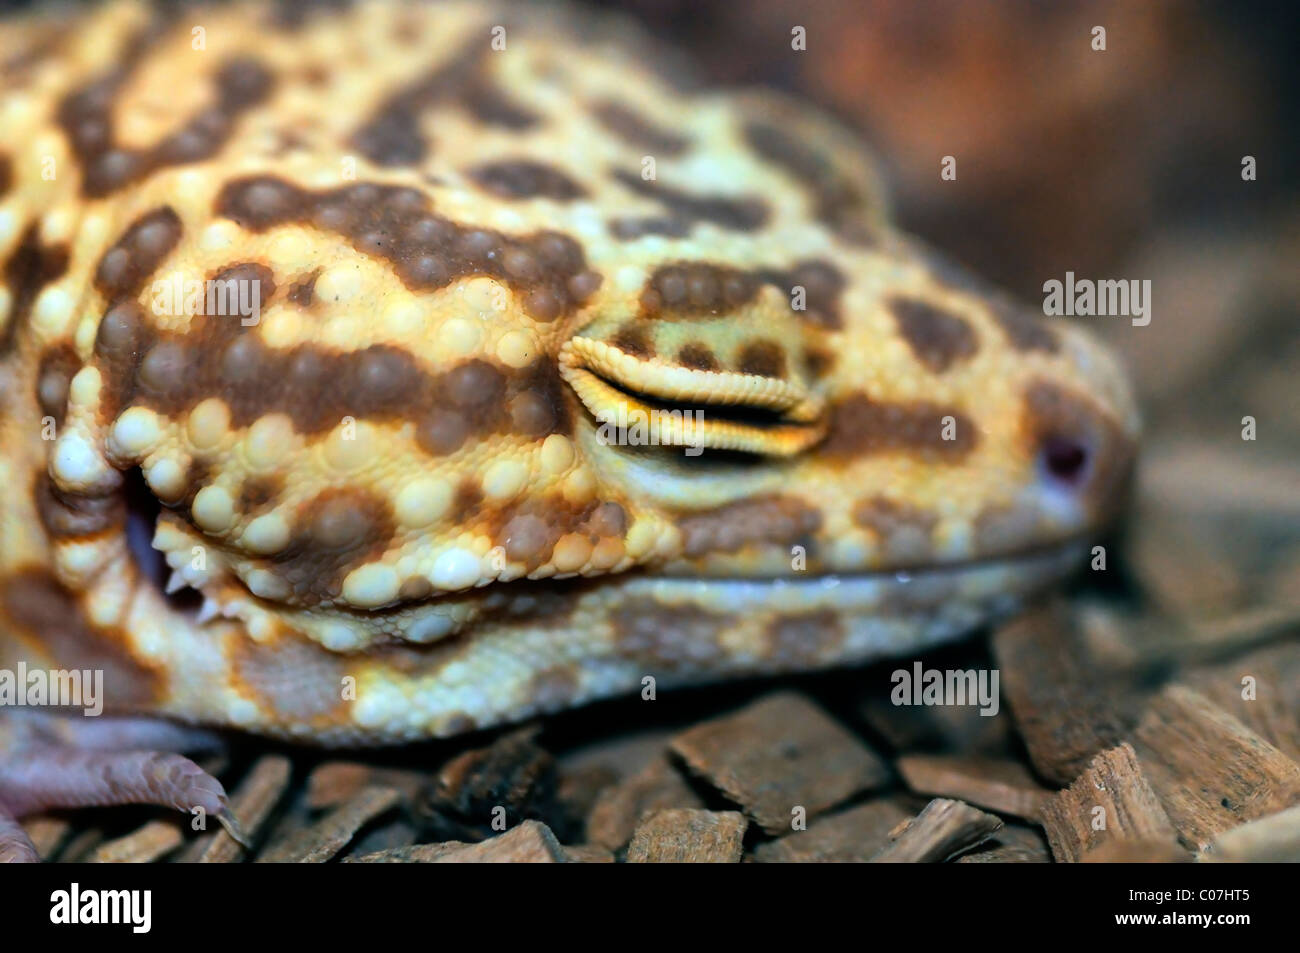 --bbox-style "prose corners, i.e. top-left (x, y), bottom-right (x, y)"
top-left (450, 480), bottom-right (484, 526)
top-left (94, 268), bottom-right (565, 449)
top-left (36, 344), bottom-right (80, 425)
top-left (266, 489), bottom-right (395, 604)
top-left (94, 207), bottom-right (183, 301)
top-left (586, 502), bottom-right (628, 539)
top-left (613, 170), bottom-right (768, 232)
top-left (467, 160), bottom-right (586, 201)
top-left (268, 0), bottom-right (353, 31)
top-left (744, 121), bottom-right (878, 245)
top-left (287, 270), bottom-right (320, 307)
top-left (502, 513), bottom-right (553, 564)
top-left (34, 473), bottom-right (122, 539)
top-left (822, 393), bottom-right (977, 461)
top-left (916, 242), bottom-right (1058, 353)
top-left (59, 50), bottom-right (275, 198)
top-left (350, 39), bottom-right (537, 166)
top-left (678, 496), bottom-right (822, 559)
top-left (888, 296), bottom-right (979, 372)
top-left (737, 340), bottom-right (786, 378)
top-left (0, 570), bottom-right (159, 704)
top-left (612, 324), bottom-right (654, 360)
top-left (677, 343), bottom-right (719, 371)
top-left (239, 474), bottom-right (285, 512)
top-left (528, 666), bottom-right (580, 712)
top-left (216, 177), bottom-right (596, 322)
top-left (638, 259), bottom-right (844, 329)
top-left (803, 347), bottom-right (835, 380)
top-left (229, 630), bottom-right (349, 724)
top-left (1022, 379), bottom-right (1134, 512)
top-left (988, 296), bottom-right (1059, 353)
top-left (852, 497), bottom-right (937, 564)
top-left (639, 262), bottom-right (760, 316)
top-left (592, 101), bottom-right (689, 155)
top-left (765, 612), bottom-right (844, 667)
top-left (767, 259), bottom-right (846, 330)
top-left (611, 599), bottom-right (732, 670)
top-left (0, 155), bottom-right (11, 196)
top-left (0, 226), bottom-right (70, 355)
top-left (608, 216), bottom-right (692, 241)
